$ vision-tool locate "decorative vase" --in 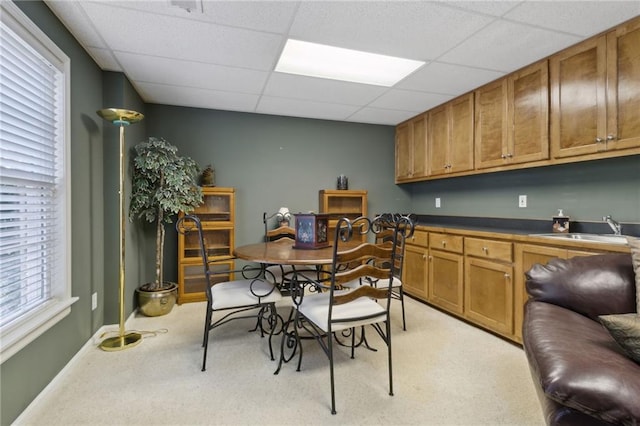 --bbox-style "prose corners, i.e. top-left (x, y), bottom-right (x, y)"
top-left (201, 165), bottom-right (215, 186)
top-left (136, 282), bottom-right (178, 317)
